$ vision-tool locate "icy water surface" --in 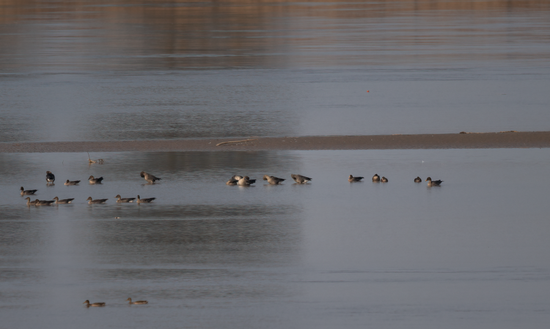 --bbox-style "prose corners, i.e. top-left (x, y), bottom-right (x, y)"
top-left (1, 149), bottom-right (550, 328)
top-left (1, 0), bottom-right (550, 142)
